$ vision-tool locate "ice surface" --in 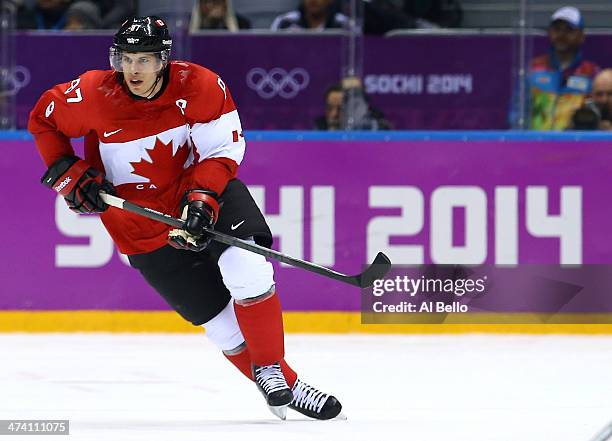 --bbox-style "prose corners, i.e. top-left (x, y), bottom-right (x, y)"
top-left (0, 333), bottom-right (611, 441)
